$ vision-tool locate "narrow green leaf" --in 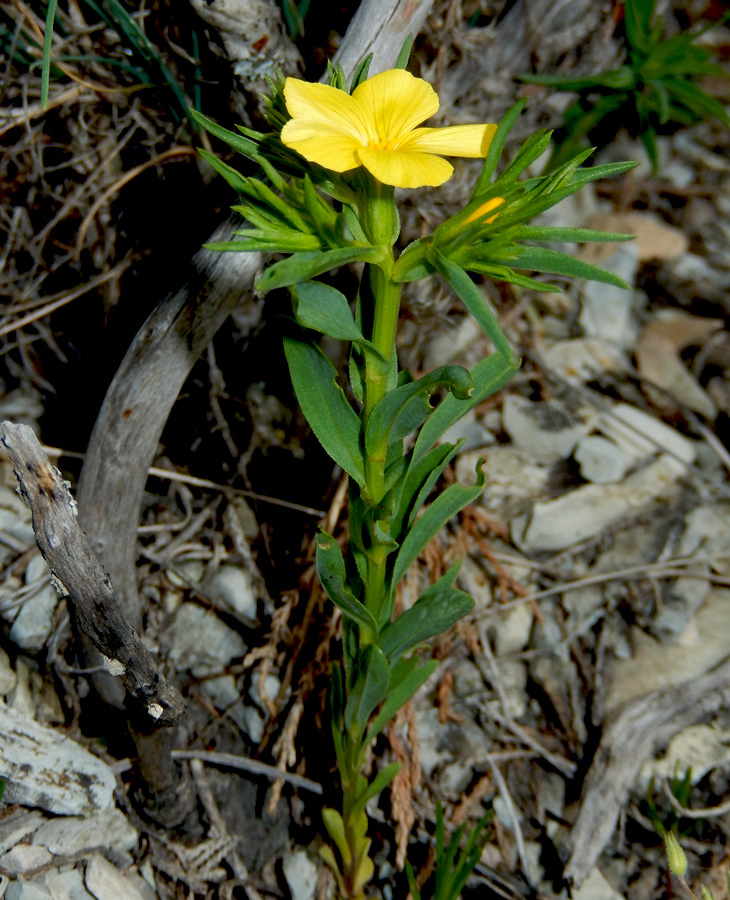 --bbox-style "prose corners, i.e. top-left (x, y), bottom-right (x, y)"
top-left (345, 645), bottom-right (390, 734)
top-left (390, 459), bottom-right (486, 589)
top-left (284, 337), bottom-right (365, 485)
top-left (349, 53), bottom-right (373, 91)
top-left (41, 0), bottom-right (59, 110)
top-left (412, 352), bottom-right (519, 465)
top-left (365, 657), bottom-right (439, 744)
top-left (513, 225), bottom-right (633, 243)
top-left (379, 584), bottom-right (474, 663)
top-left (508, 245), bottom-right (632, 288)
top-left (395, 34), bottom-right (415, 70)
top-left (473, 99), bottom-right (526, 197)
top-left (389, 442), bottom-right (461, 540)
top-left (191, 108), bottom-right (262, 160)
top-left (292, 281), bottom-right (365, 343)
top-left (316, 532), bottom-right (377, 636)
top-left (257, 246), bottom-right (381, 293)
top-left (365, 365), bottom-right (473, 455)
top-left (430, 250), bottom-right (515, 361)
top-left (351, 762), bottom-right (402, 818)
